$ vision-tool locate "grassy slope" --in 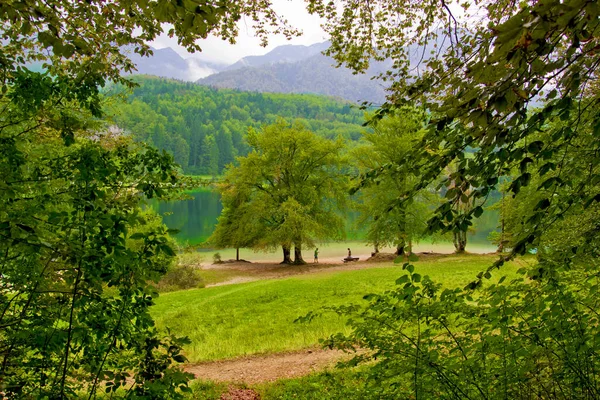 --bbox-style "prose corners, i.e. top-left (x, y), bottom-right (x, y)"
top-left (152, 254), bottom-right (530, 363)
